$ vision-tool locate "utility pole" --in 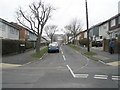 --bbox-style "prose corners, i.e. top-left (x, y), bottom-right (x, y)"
top-left (85, 0), bottom-right (90, 52)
